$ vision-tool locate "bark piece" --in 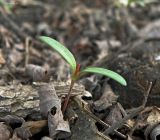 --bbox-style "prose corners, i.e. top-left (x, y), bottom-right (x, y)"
top-left (0, 82), bottom-right (85, 117)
